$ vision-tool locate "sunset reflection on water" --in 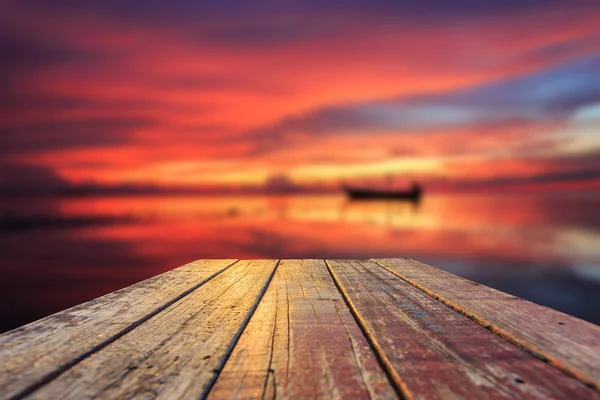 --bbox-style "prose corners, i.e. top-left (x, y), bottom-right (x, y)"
top-left (1, 193), bottom-right (599, 332)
